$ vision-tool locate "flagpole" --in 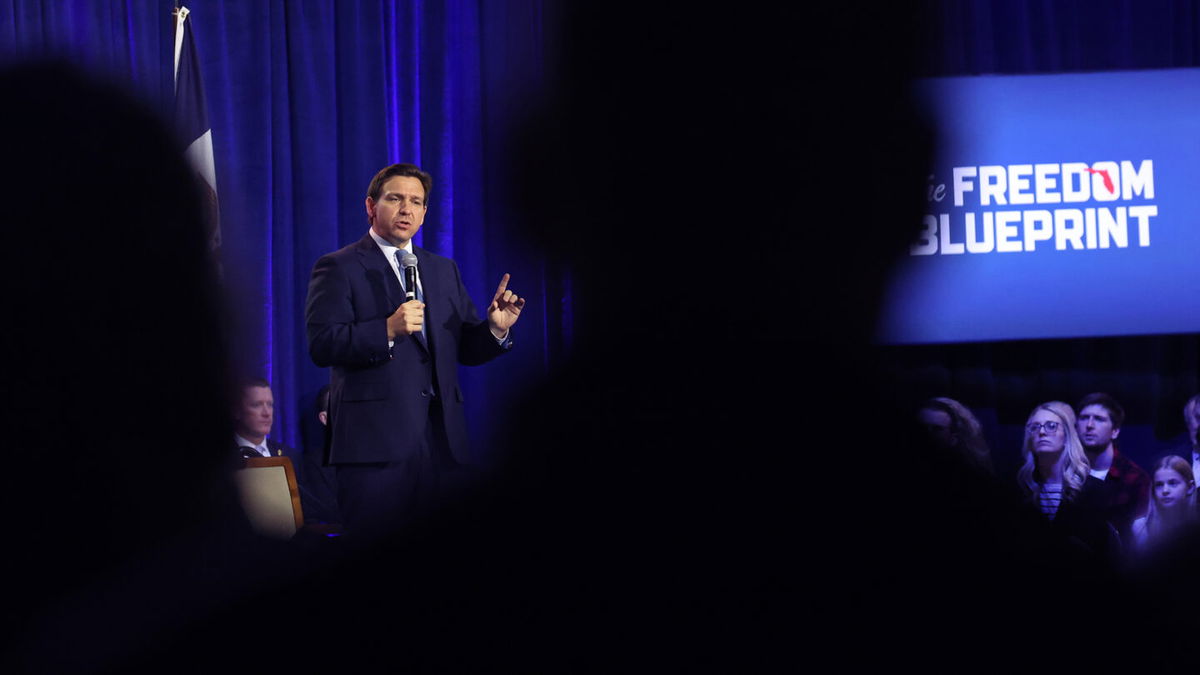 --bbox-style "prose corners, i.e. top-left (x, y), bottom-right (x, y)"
top-left (172, 4), bottom-right (222, 255)
top-left (173, 6), bottom-right (189, 90)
